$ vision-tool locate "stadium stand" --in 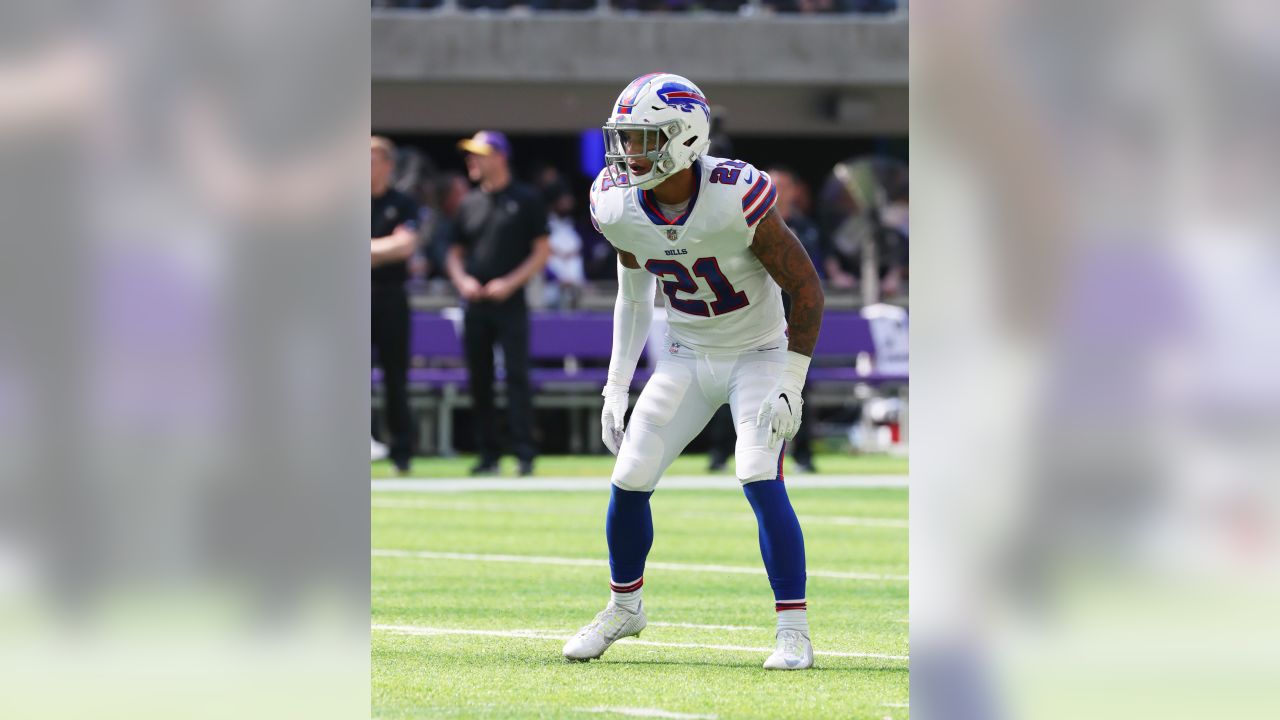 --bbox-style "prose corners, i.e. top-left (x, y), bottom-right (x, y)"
top-left (372, 0), bottom-right (901, 13)
top-left (371, 6), bottom-right (907, 457)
